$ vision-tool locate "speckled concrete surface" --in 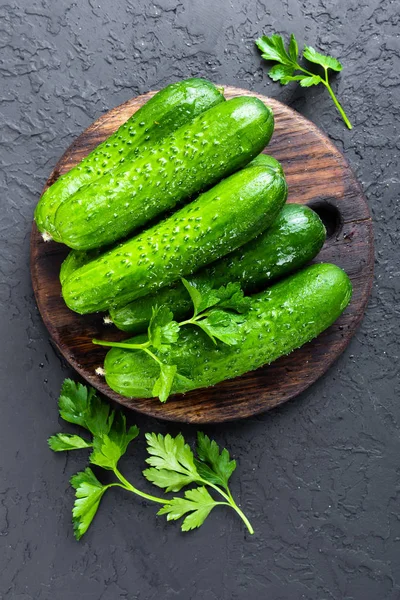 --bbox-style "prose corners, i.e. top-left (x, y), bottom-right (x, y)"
top-left (0, 1), bottom-right (399, 598)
